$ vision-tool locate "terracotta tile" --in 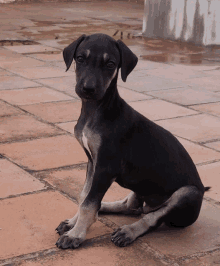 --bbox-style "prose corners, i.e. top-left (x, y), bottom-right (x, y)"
top-left (141, 200), bottom-right (220, 258)
top-left (5, 45), bottom-right (59, 54)
top-left (9, 66), bottom-right (72, 79)
top-left (145, 65), bottom-right (203, 80)
top-left (57, 121), bottom-right (77, 134)
top-left (118, 87), bottom-right (152, 102)
top-left (52, 61), bottom-right (66, 70)
top-left (0, 76), bottom-right (39, 90)
top-left (0, 32), bottom-right (23, 42)
top-left (0, 159), bottom-right (45, 198)
top-left (177, 137), bottom-right (220, 165)
top-left (205, 140), bottom-right (220, 151)
top-left (197, 161), bottom-right (220, 202)
top-left (0, 87), bottom-right (73, 105)
top-left (0, 48), bottom-right (21, 60)
top-left (178, 64), bottom-right (218, 71)
top-left (157, 114), bottom-right (220, 142)
top-left (134, 59), bottom-right (160, 71)
top-left (191, 102), bottom-right (220, 117)
top-left (128, 45), bottom-right (162, 58)
top-left (29, 26), bottom-right (62, 32)
top-left (34, 39), bottom-right (64, 49)
top-left (185, 76), bottom-right (220, 92)
top-left (205, 69), bottom-right (220, 77)
top-left (0, 100), bottom-right (23, 116)
top-left (118, 75), bottom-right (184, 92)
top-left (0, 69), bottom-right (13, 76)
top-left (40, 167), bottom-right (140, 227)
top-left (27, 52), bottom-right (63, 62)
top-left (55, 23), bottom-right (79, 27)
top-left (36, 76), bottom-right (78, 98)
top-left (40, 166), bottom-right (130, 203)
top-left (37, 39), bottom-right (66, 49)
top-left (40, 166), bottom-right (86, 201)
top-left (0, 191), bottom-right (111, 260)
top-left (129, 99), bottom-right (198, 121)
top-left (18, 238), bottom-right (165, 266)
top-left (0, 18), bottom-right (35, 27)
top-left (180, 250), bottom-right (220, 265)
top-left (21, 100), bottom-right (81, 123)
top-left (147, 88), bottom-right (220, 105)
top-left (0, 135), bottom-right (87, 170)
top-left (0, 56), bottom-right (44, 70)
top-left (0, 115), bottom-right (62, 143)
top-left (101, 212), bottom-right (141, 228)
